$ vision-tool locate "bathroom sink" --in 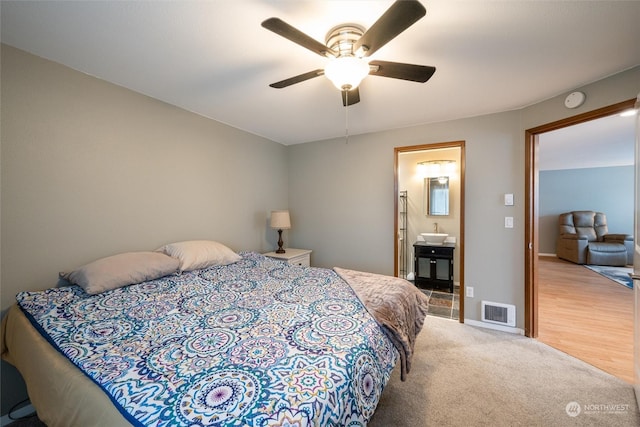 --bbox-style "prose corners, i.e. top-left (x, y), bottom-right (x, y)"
top-left (420, 233), bottom-right (448, 245)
